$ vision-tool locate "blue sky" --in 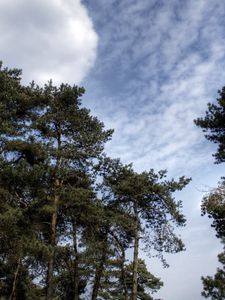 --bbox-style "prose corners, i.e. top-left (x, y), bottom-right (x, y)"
top-left (1, 0), bottom-right (225, 299)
